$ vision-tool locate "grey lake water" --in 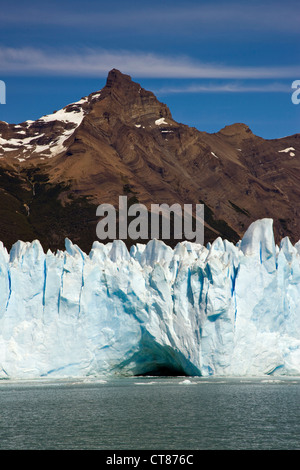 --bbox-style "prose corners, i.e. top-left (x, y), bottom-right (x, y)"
top-left (0, 376), bottom-right (299, 450)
